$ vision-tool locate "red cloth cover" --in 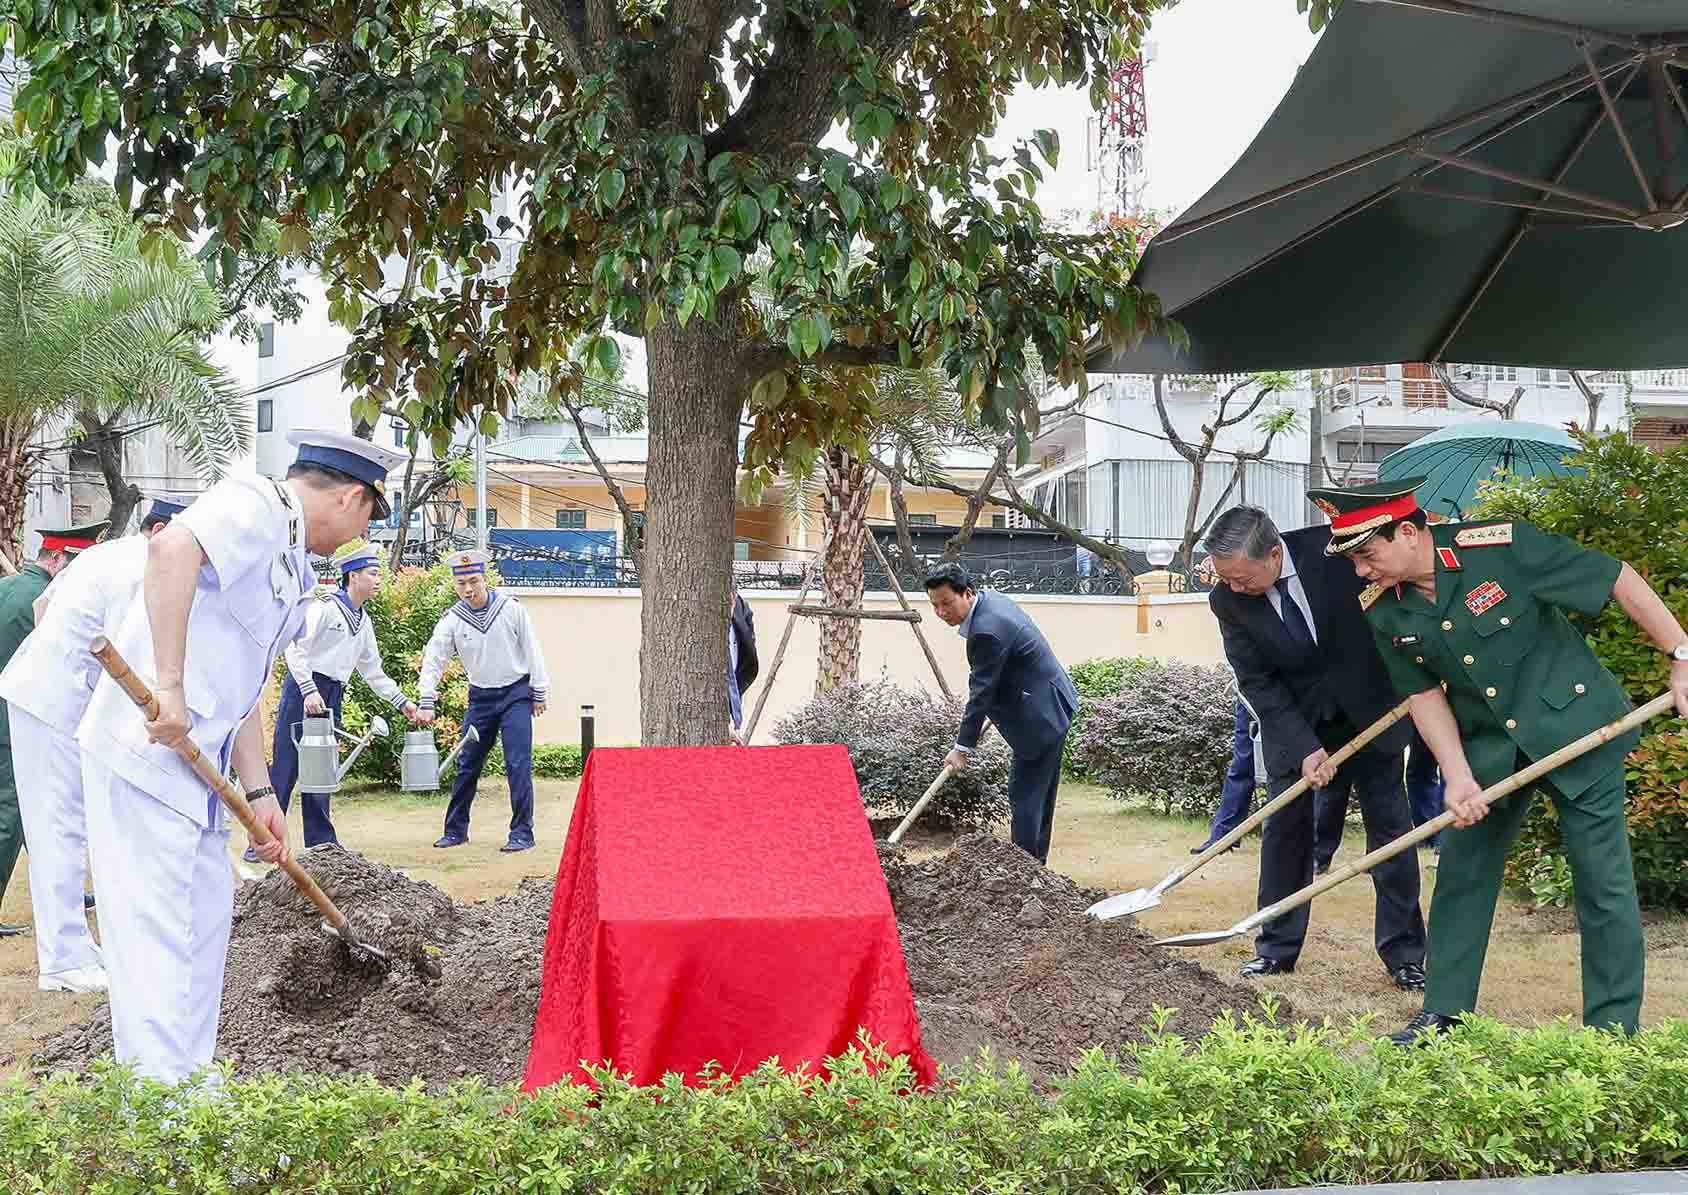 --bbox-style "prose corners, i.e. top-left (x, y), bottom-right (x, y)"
top-left (522, 744), bottom-right (937, 1091)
